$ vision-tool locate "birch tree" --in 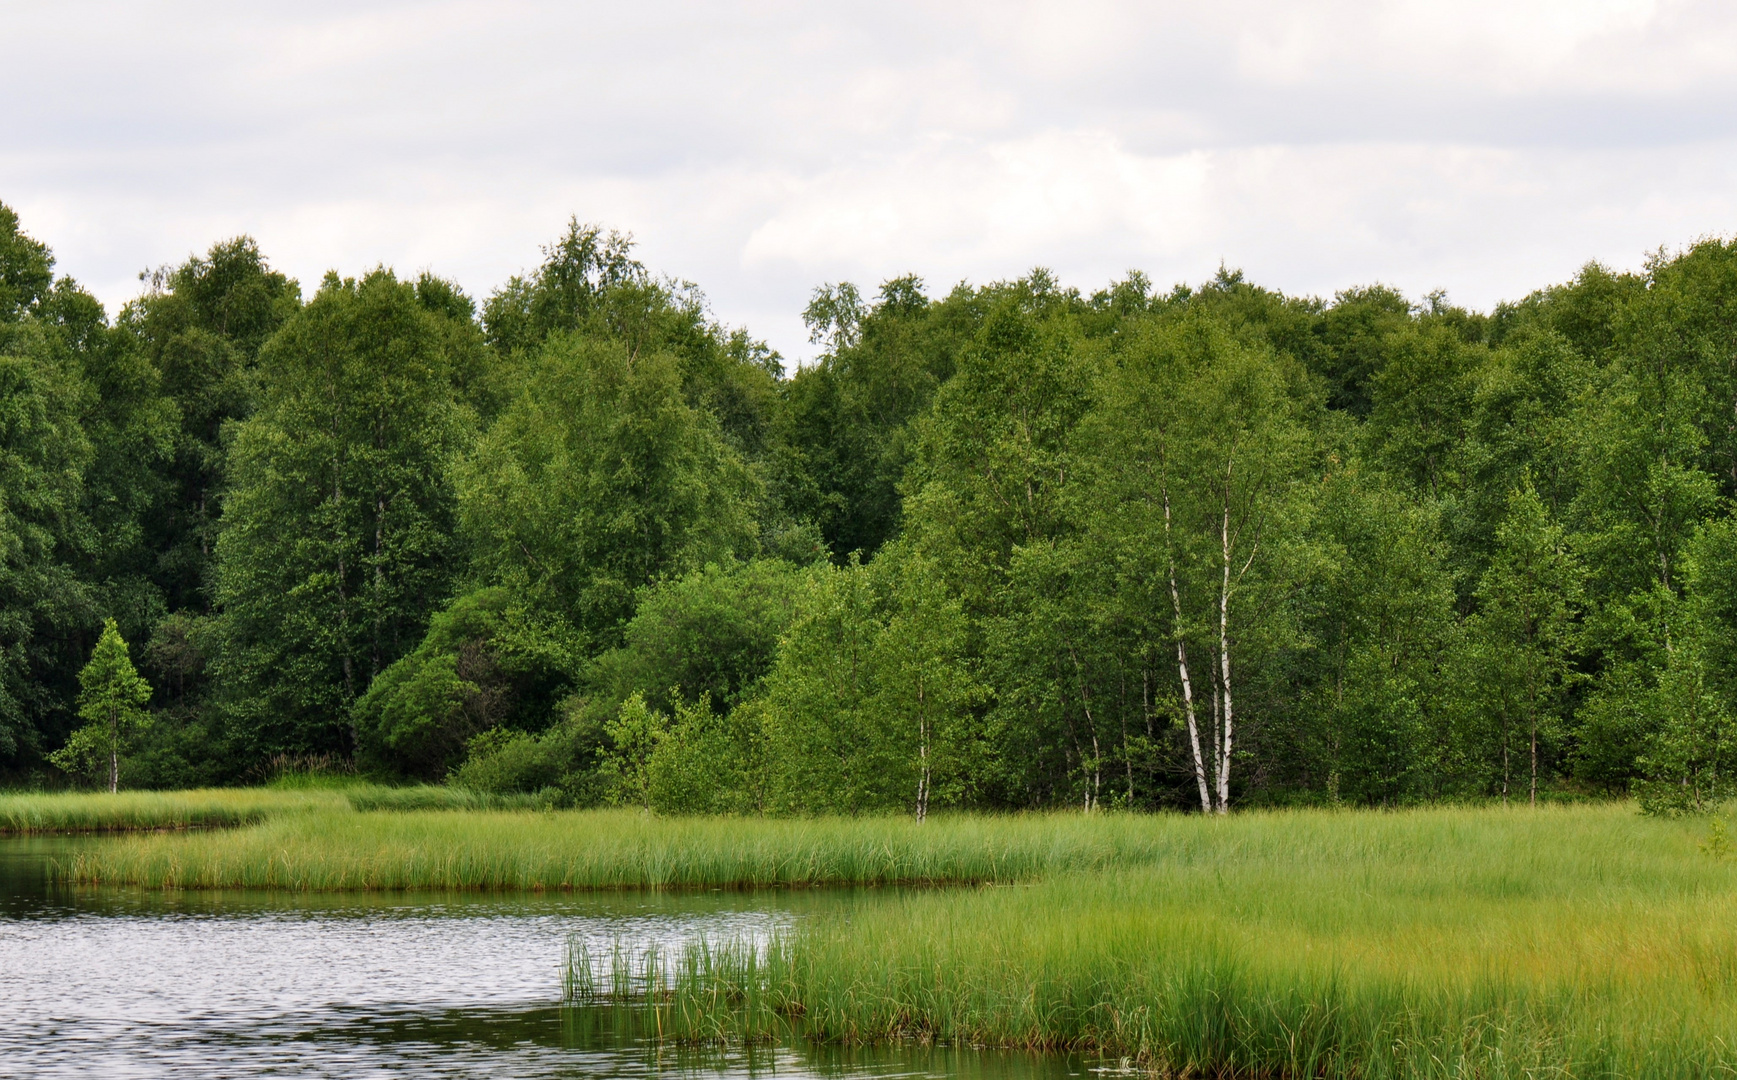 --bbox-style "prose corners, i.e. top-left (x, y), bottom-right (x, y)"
top-left (1090, 316), bottom-right (1313, 812)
